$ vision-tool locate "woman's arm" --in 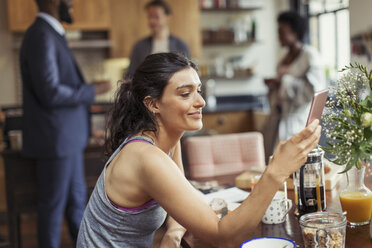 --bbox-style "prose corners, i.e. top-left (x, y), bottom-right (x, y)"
top-left (159, 141), bottom-right (187, 248)
top-left (140, 121), bottom-right (321, 248)
top-left (159, 216), bottom-right (187, 248)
